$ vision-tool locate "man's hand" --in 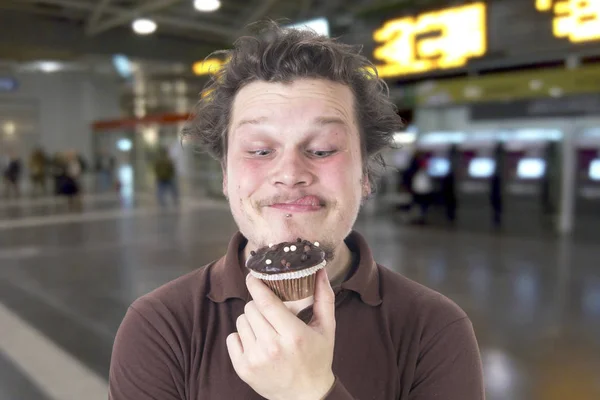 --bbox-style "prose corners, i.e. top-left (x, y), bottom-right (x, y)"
top-left (226, 268), bottom-right (336, 400)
